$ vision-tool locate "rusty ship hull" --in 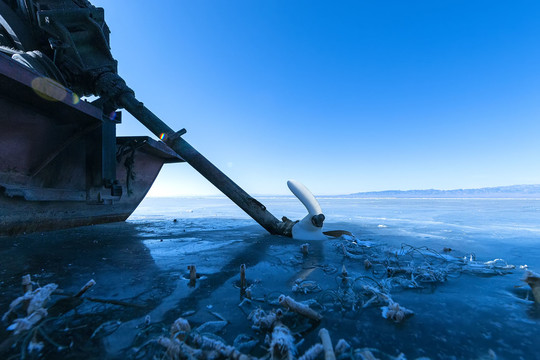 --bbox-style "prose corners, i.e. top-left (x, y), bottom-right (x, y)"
top-left (0, 52), bottom-right (183, 236)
